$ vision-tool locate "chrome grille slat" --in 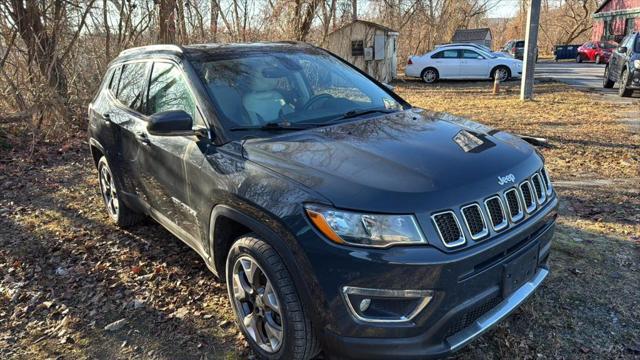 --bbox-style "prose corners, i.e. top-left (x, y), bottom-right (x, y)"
top-left (540, 168), bottom-right (553, 195)
top-left (461, 204), bottom-right (489, 240)
top-left (504, 189), bottom-right (524, 222)
top-left (531, 173), bottom-right (546, 204)
top-left (432, 211), bottom-right (466, 248)
top-left (484, 196), bottom-right (508, 231)
top-left (519, 180), bottom-right (536, 213)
